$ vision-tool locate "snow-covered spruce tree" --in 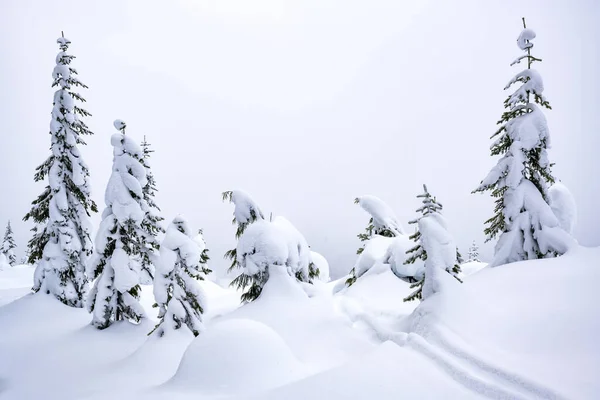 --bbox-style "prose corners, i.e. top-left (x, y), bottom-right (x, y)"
top-left (467, 241), bottom-right (480, 262)
top-left (473, 19), bottom-right (570, 267)
top-left (87, 121), bottom-right (148, 329)
top-left (138, 136), bottom-right (165, 284)
top-left (222, 190), bottom-right (265, 302)
top-left (346, 196), bottom-right (405, 286)
top-left (150, 216), bottom-right (211, 337)
top-left (2, 221), bottom-right (17, 266)
top-left (23, 35), bottom-right (97, 307)
top-left (404, 185), bottom-right (461, 302)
